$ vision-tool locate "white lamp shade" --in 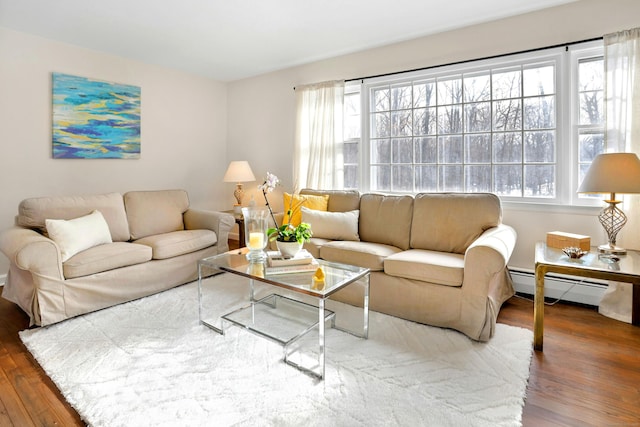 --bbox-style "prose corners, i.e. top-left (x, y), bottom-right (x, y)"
top-left (578, 153), bottom-right (640, 194)
top-left (223, 161), bottom-right (256, 183)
